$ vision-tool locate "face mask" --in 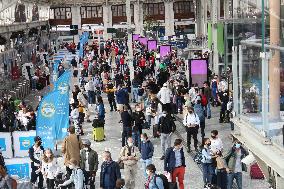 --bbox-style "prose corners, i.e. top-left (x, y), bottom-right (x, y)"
top-left (69, 164), bottom-right (75, 169)
top-left (235, 143), bottom-right (241, 148)
top-left (211, 135), bottom-right (216, 139)
top-left (84, 147), bottom-right (89, 151)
